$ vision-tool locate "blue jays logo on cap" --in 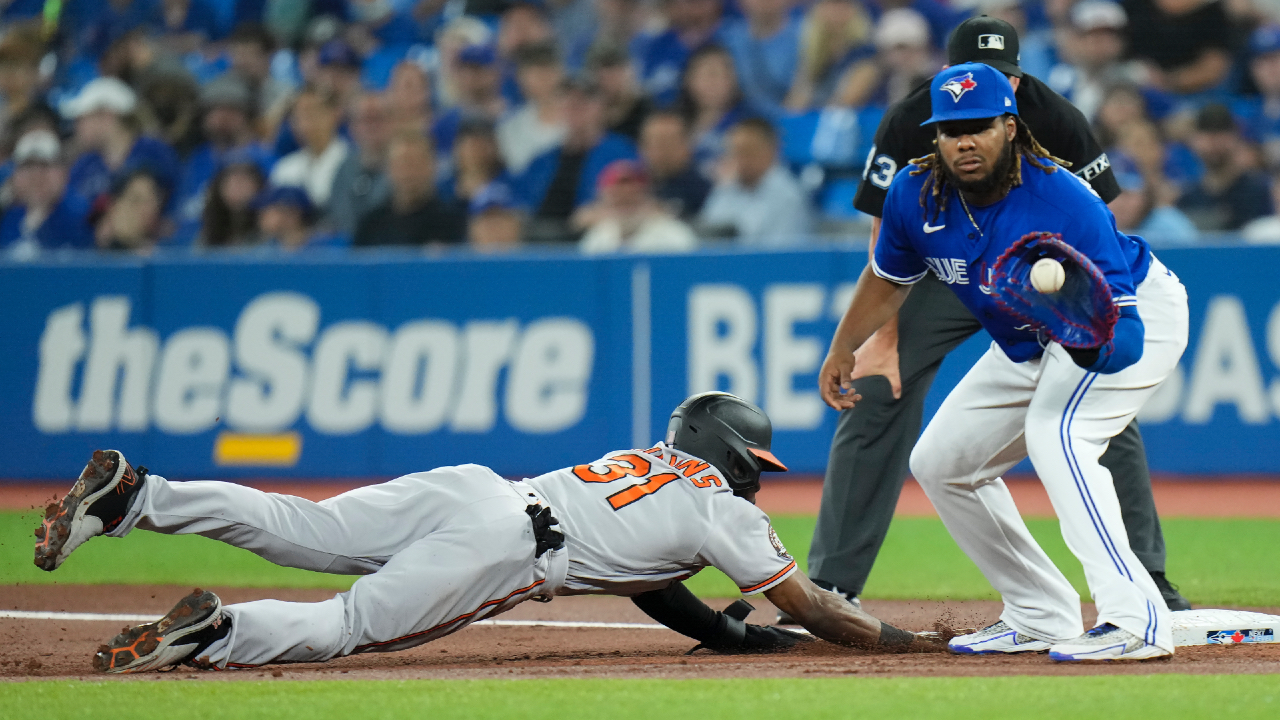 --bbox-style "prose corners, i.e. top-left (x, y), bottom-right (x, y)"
top-left (922, 63), bottom-right (1019, 126)
top-left (941, 72), bottom-right (978, 102)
